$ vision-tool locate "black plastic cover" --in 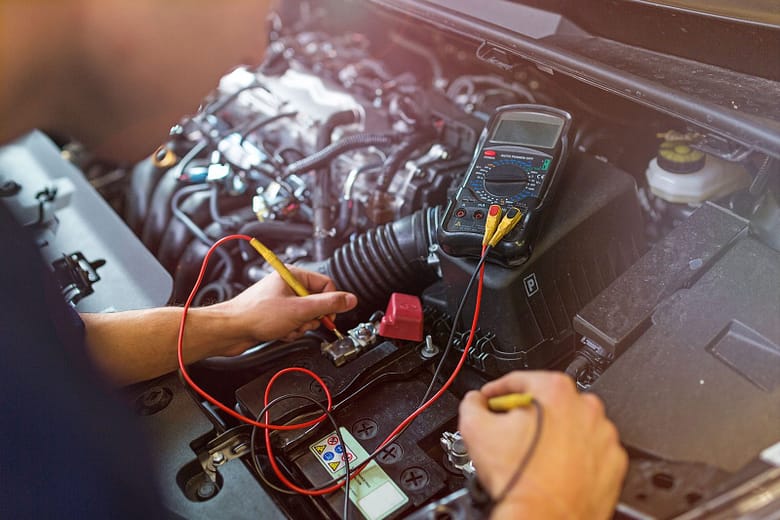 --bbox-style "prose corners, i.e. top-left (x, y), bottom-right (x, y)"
top-left (574, 203), bottom-right (750, 356)
top-left (436, 151), bottom-right (645, 376)
top-left (592, 234), bottom-right (780, 472)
